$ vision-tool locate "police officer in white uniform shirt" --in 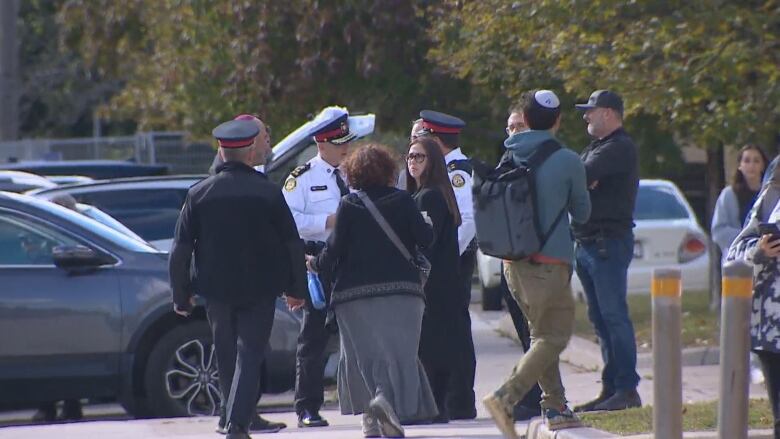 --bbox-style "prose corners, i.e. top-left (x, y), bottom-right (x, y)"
top-left (415, 109), bottom-right (478, 419)
top-left (283, 106), bottom-right (371, 428)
